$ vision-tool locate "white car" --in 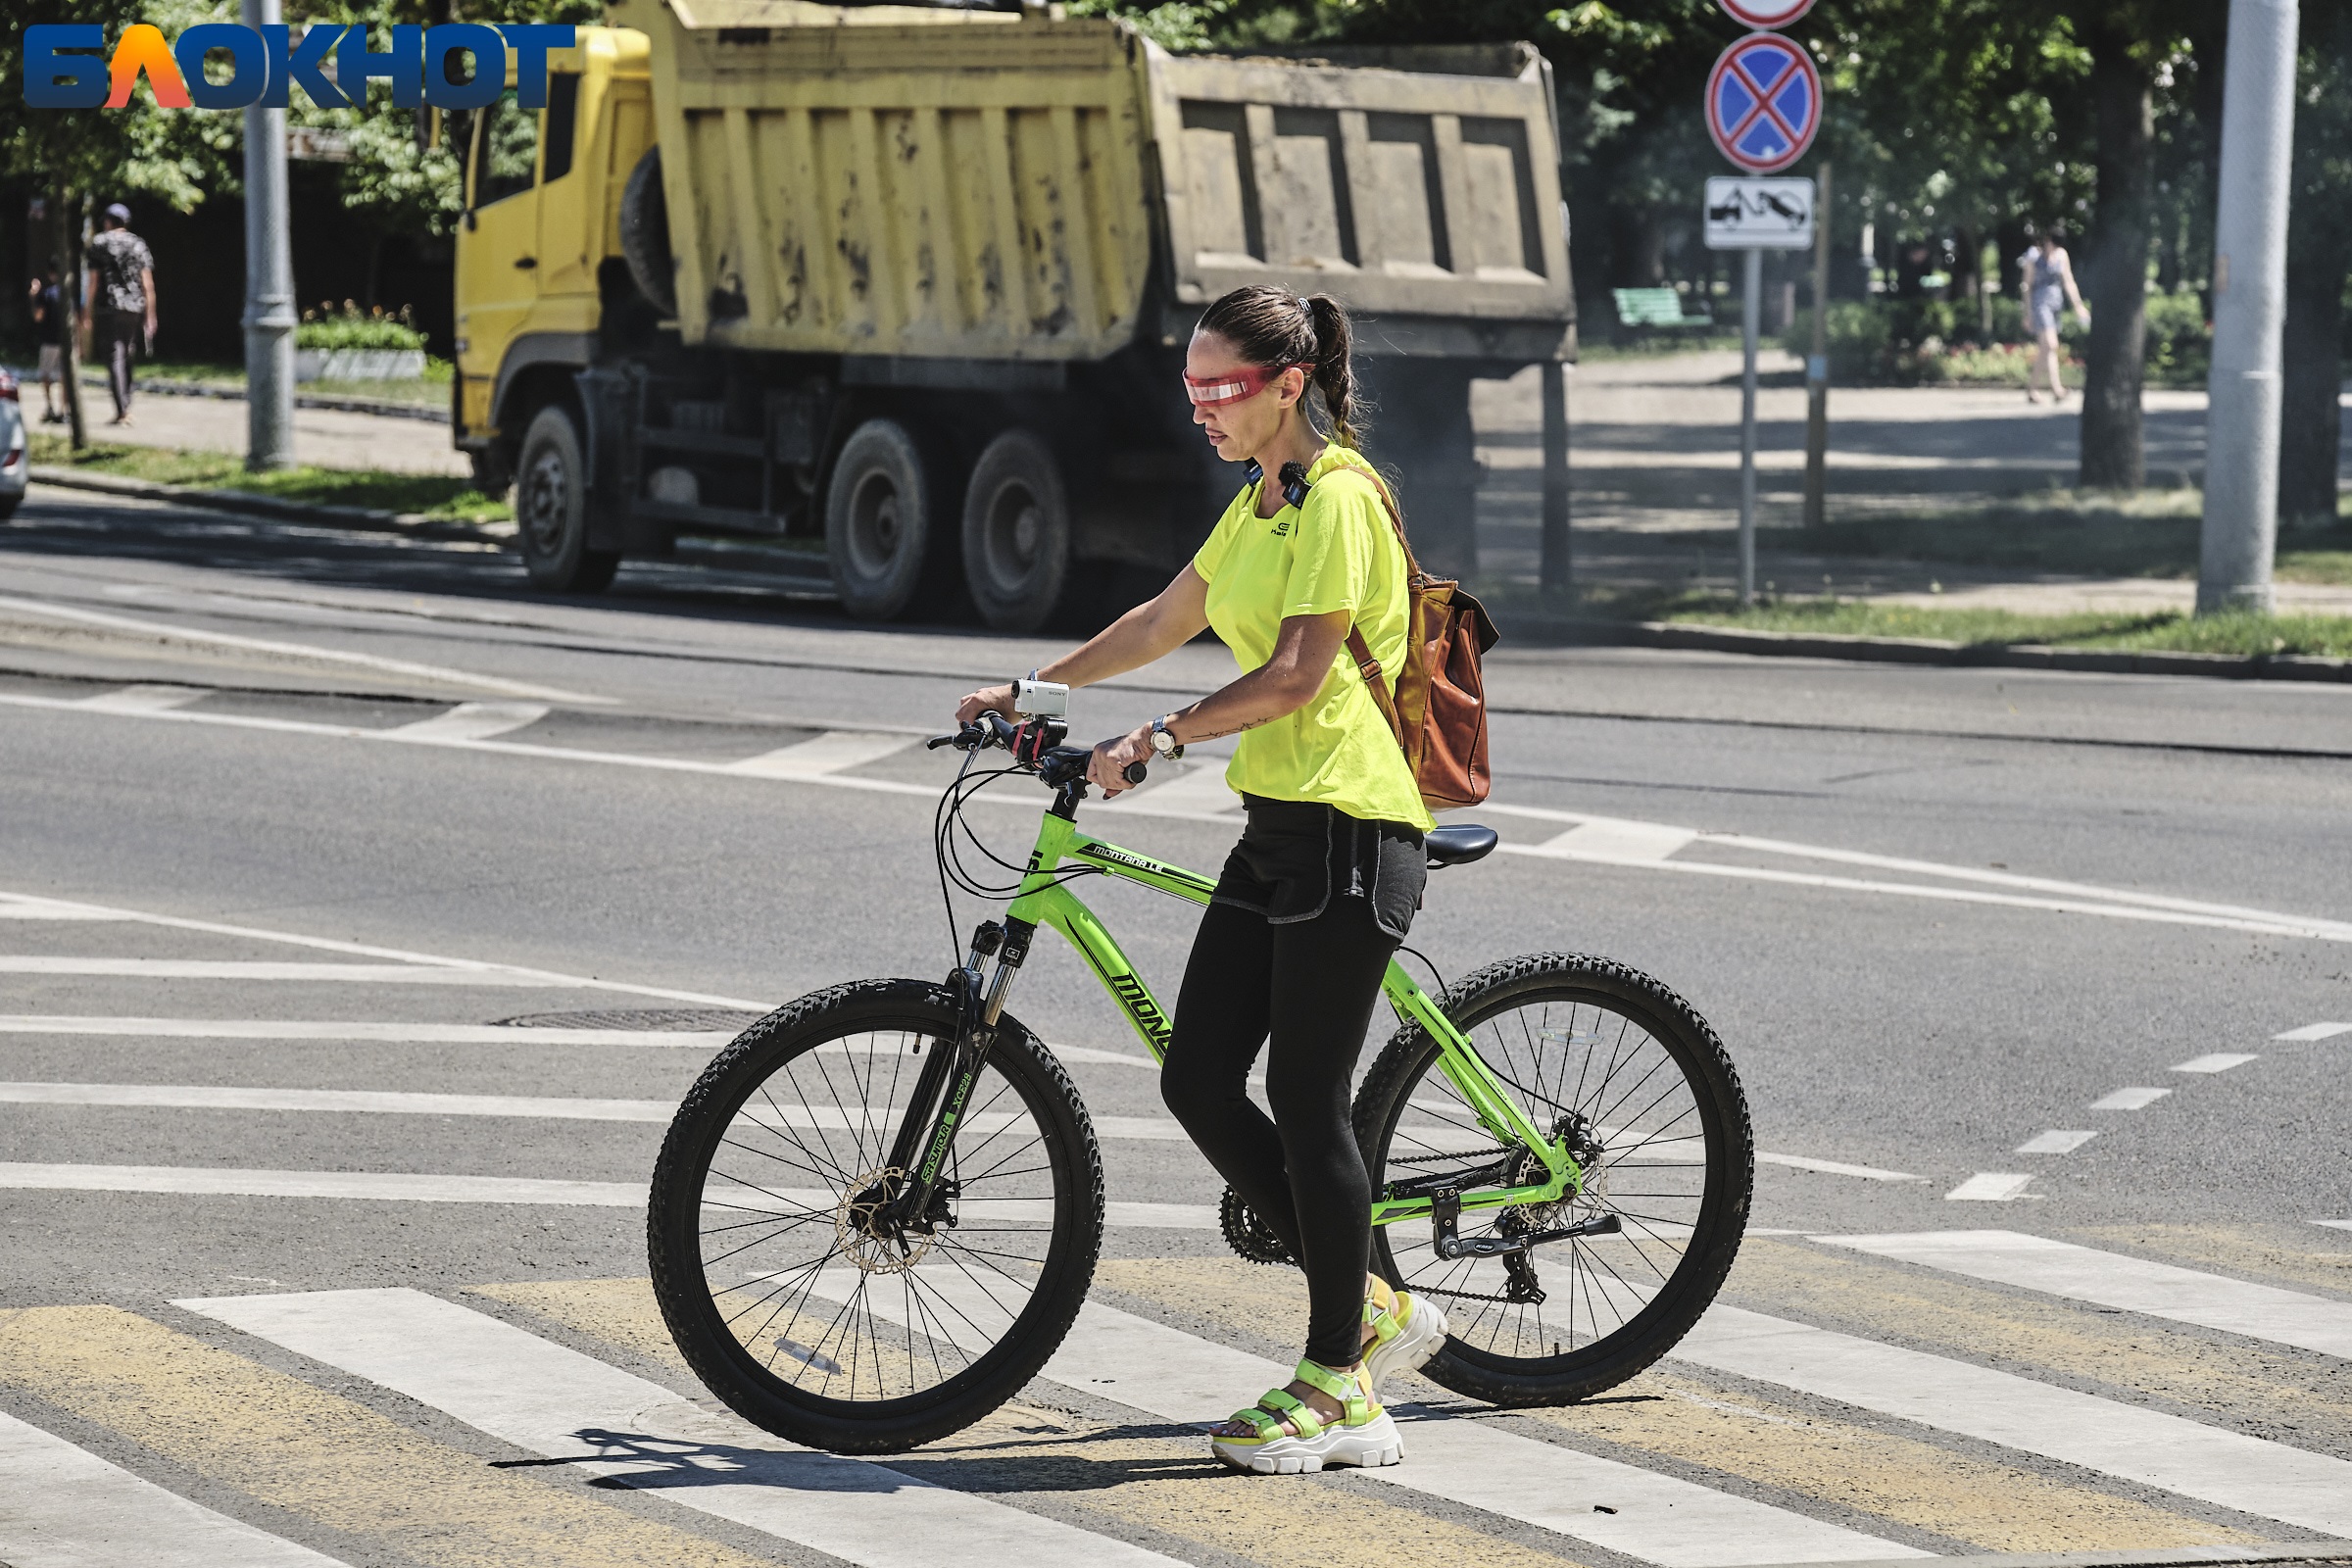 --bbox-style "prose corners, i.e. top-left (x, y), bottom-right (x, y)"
top-left (0, 368), bottom-right (24, 517)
